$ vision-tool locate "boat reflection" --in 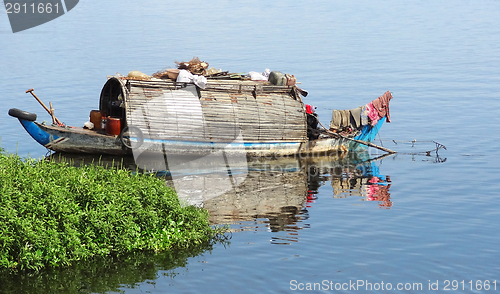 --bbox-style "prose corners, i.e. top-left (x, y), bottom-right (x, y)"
top-left (306, 153), bottom-right (393, 208)
top-left (48, 151), bottom-right (392, 244)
